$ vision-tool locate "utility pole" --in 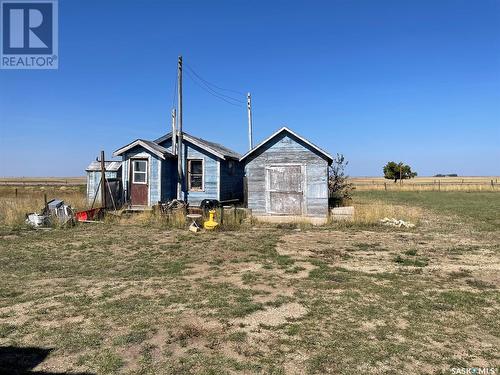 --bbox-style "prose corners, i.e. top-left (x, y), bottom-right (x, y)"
top-left (247, 92), bottom-right (253, 150)
top-left (100, 150), bottom-right (106, 208)
top-left (177, 56), bottom-right (183, 200)
top-left (171, 108), bottom-right (177, 156)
